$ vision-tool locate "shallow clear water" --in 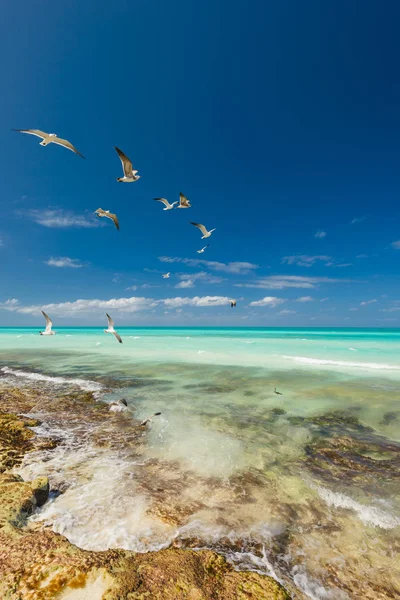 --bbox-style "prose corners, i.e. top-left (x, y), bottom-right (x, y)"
top-left (1, 327), bottom-right (399, 599)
